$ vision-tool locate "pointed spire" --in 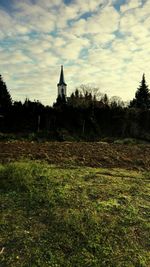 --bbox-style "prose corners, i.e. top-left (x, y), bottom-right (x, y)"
top-left (141, 73), bottom-right (146, 86)
top-left (142, 73), bottom-right (145, 80)
top-left (57, 65), bottom-right (67, 86)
